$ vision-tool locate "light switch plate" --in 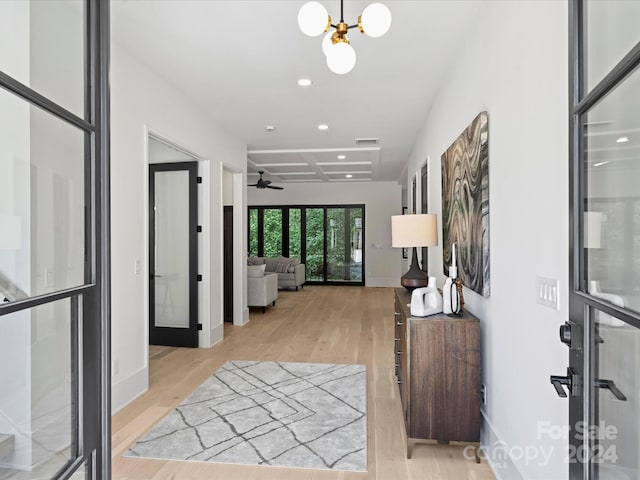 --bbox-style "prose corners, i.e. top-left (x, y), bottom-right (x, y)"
top-left (536, 276), bottom-right (559, 310)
